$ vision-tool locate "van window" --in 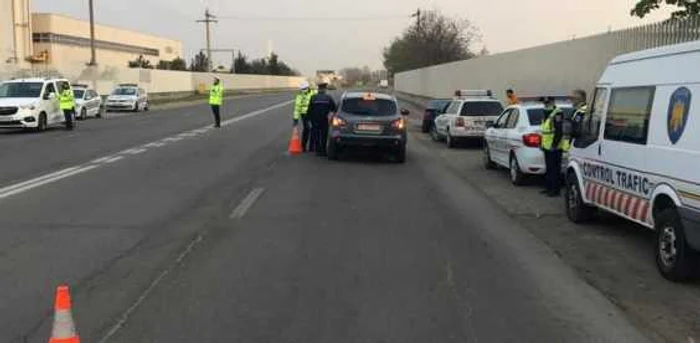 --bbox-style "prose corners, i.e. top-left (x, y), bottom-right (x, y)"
top-left (603, 87), bottom-right (655, 145)
top-left (575, 87), bottom-right (607, 148)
